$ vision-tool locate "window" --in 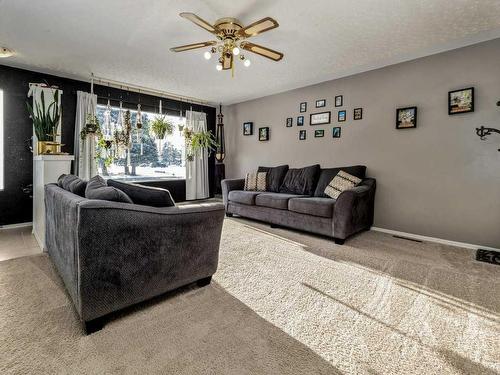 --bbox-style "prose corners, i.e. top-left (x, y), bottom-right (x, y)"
top-left (95, 105), bottom-right (186, 181)
top-left (0, 89), bottom-right (3, 190)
